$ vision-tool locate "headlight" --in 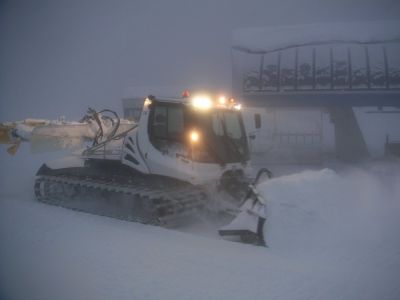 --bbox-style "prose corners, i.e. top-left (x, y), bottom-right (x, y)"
top-left (192, 95), bottom-right (212, 110)
top-left (189, 130), bottom-right (200, 143)
top-left (144, 97), bottom-right (152, 107)
top-left (218, 96), bottom-right (226, 105)
top-left (233, 103), bottom-right (242, 110)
